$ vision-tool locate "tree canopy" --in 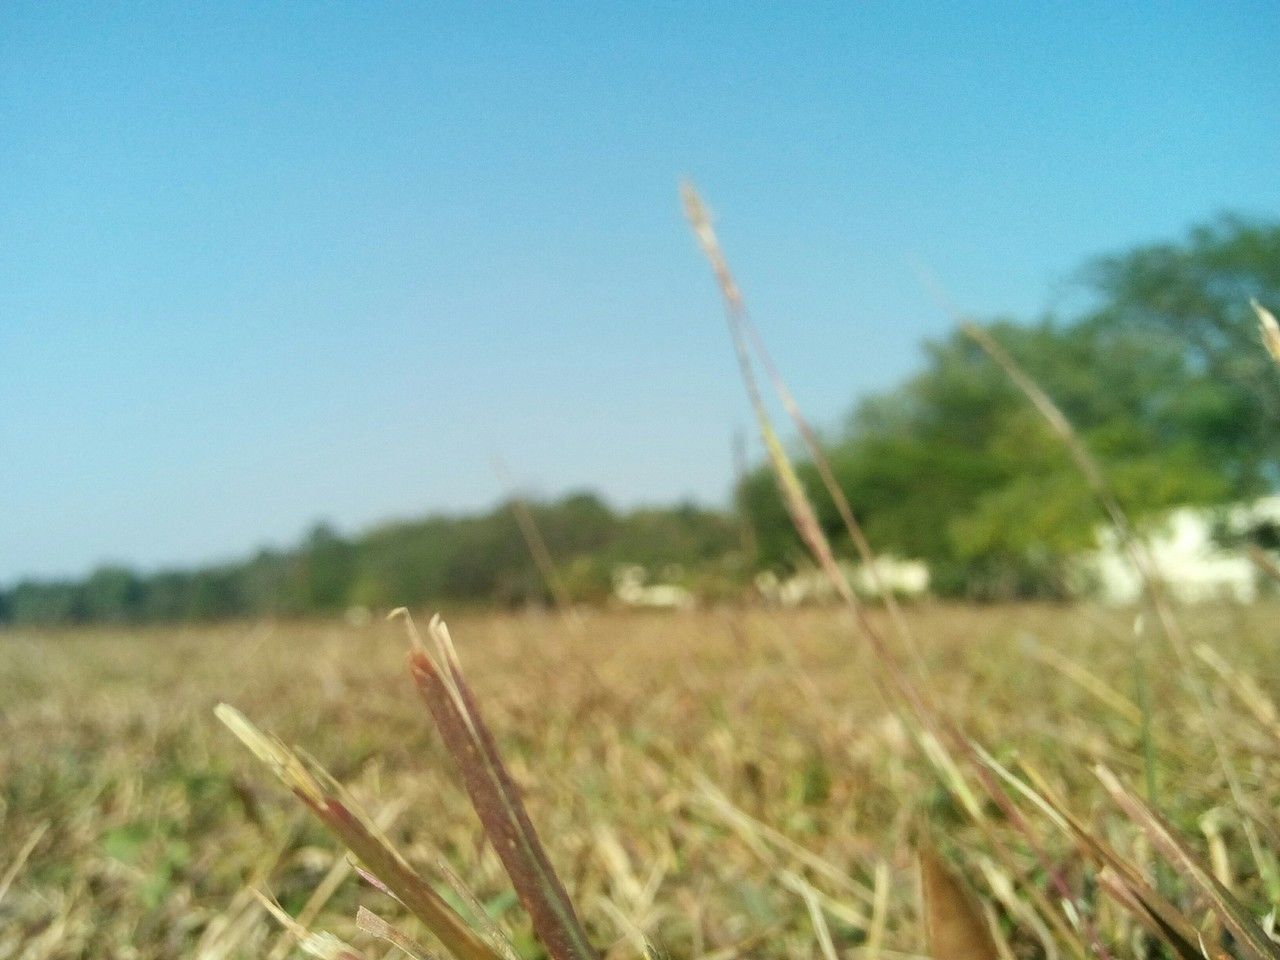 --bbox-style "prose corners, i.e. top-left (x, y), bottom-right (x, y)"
top-left (739, 215), bottom-right (1280, 597)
